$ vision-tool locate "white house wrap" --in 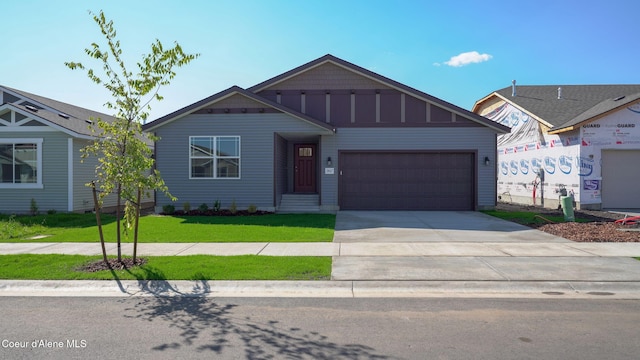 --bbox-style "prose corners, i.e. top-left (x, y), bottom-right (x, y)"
top-left (475, 85), bottom-right (640, 210)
